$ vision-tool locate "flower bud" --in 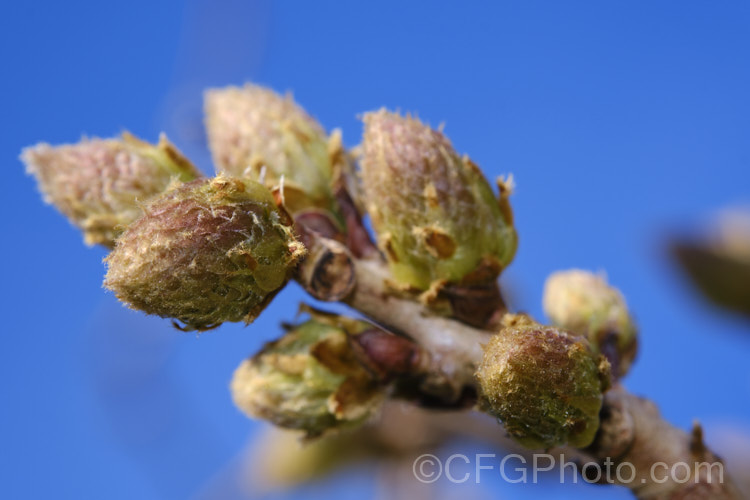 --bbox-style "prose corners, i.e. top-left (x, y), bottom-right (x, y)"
top-left (21, 132), bottom-right (201, 247)
top-left (670, 208), bottom-right (750, 319)
top-left (360, 110), bottom-right (517, 291)
top-left (476, 315), bottom-right (610, 449)
top-left (543, 270), bottom-right (638, 378)
top-left (716, 208), bottom-right (750, 260)
top-left (204, 84), bottom-right (336, 215)
top-left (231, 317), bottom-right (383, 437)
top-left (104, 175), bottom-right (305, 331)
